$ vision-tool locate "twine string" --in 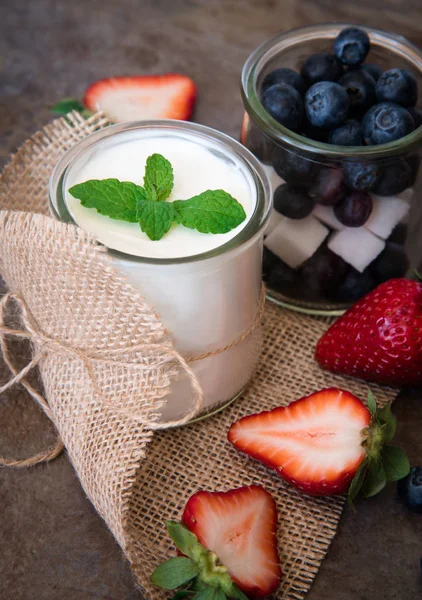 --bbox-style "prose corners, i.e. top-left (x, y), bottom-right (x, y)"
top-left (0, 286), bottom-right (265, 466)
